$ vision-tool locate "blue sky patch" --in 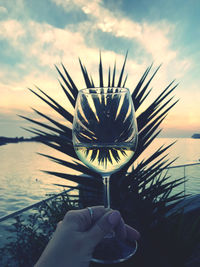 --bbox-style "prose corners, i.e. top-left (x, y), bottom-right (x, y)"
top-left (23, 0), bottom-right (88, 28)
top-left (0, 39), bottom-right (24, 66)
